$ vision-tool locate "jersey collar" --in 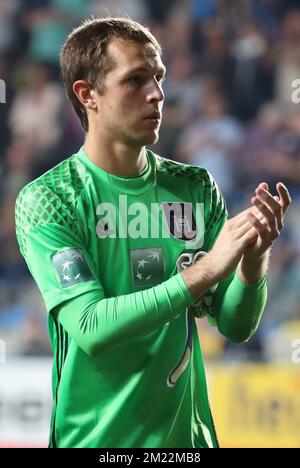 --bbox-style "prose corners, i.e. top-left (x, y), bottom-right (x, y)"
top-left (77, 147), bottom-right (156, 195)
